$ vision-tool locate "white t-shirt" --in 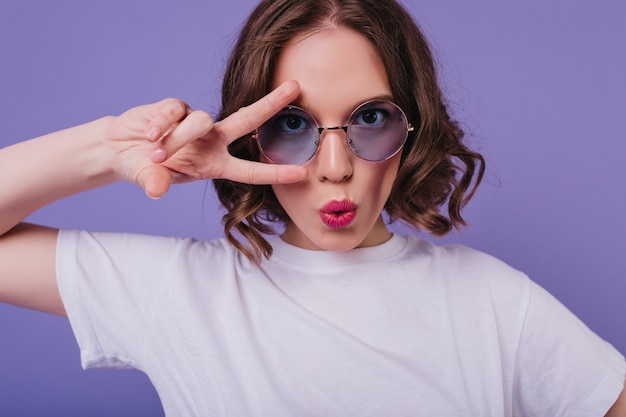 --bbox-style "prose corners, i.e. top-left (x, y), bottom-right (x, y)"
top-left (56, 231), bottom-right (625, 417)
